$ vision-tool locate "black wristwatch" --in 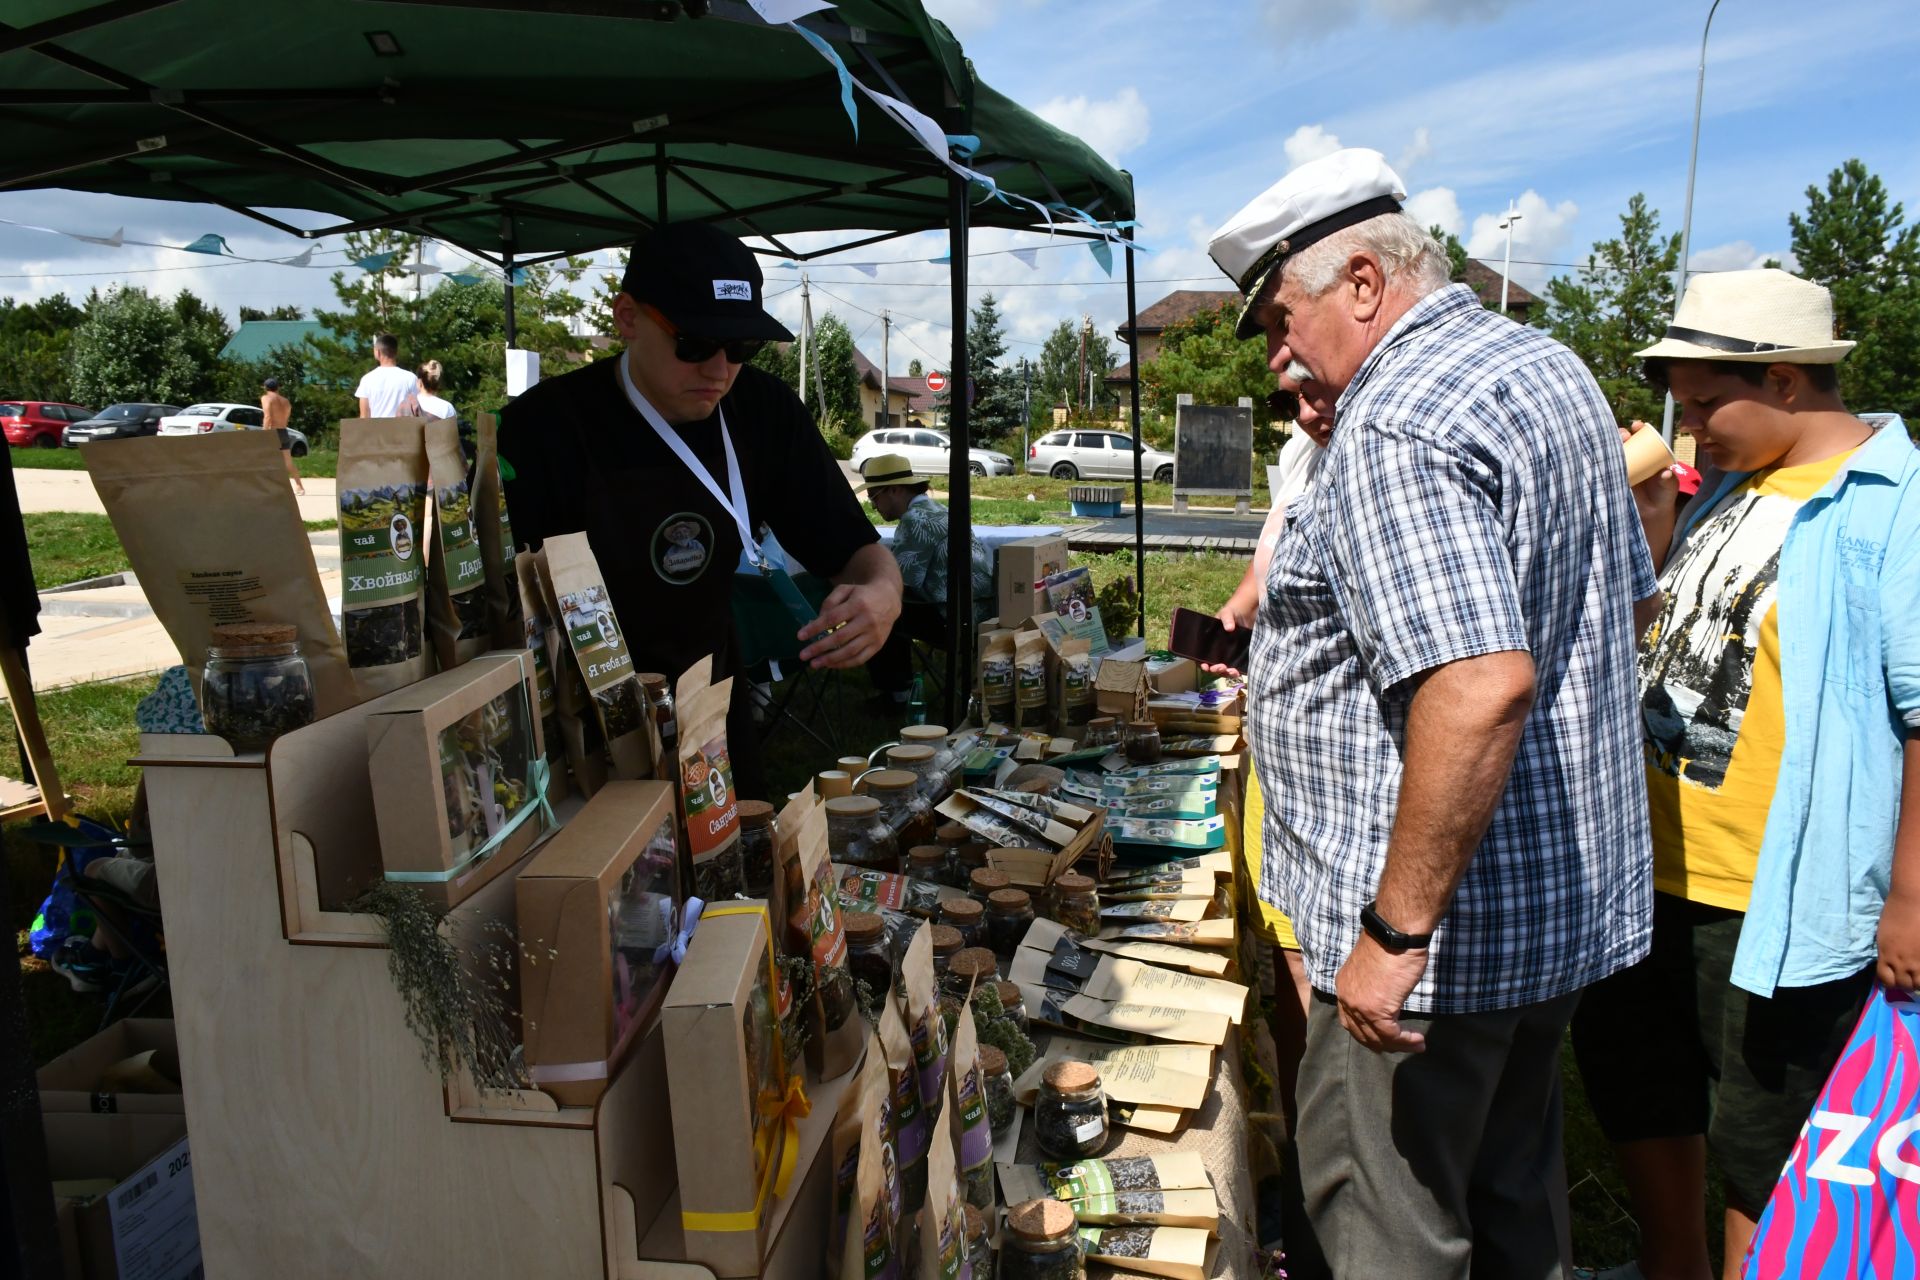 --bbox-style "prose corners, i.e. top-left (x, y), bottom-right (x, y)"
top-left (1360, 900), bottom-right (1432, 953)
